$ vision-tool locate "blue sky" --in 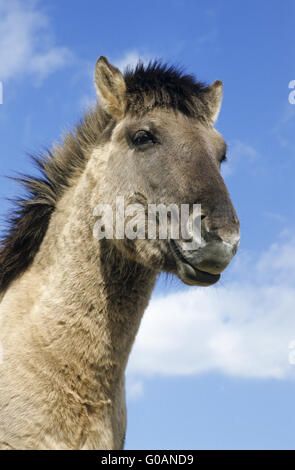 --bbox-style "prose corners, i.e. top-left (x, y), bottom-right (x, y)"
top-left (0, 0), bottom-right (295, 449)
